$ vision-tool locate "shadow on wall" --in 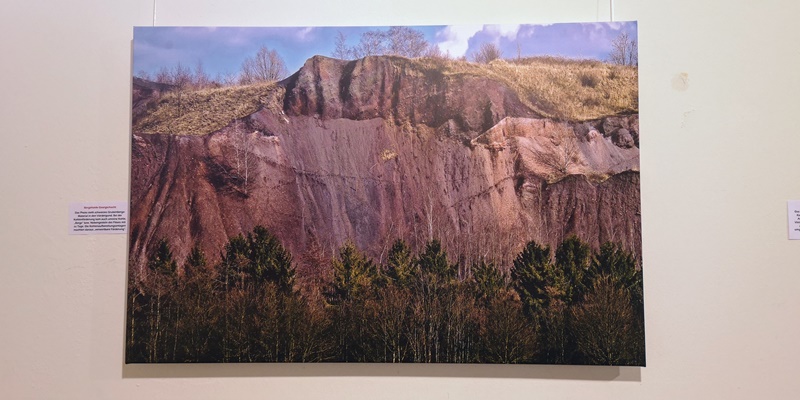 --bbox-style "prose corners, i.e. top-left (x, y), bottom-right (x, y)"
top-left (122, 363), bottom-right (641, 382)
